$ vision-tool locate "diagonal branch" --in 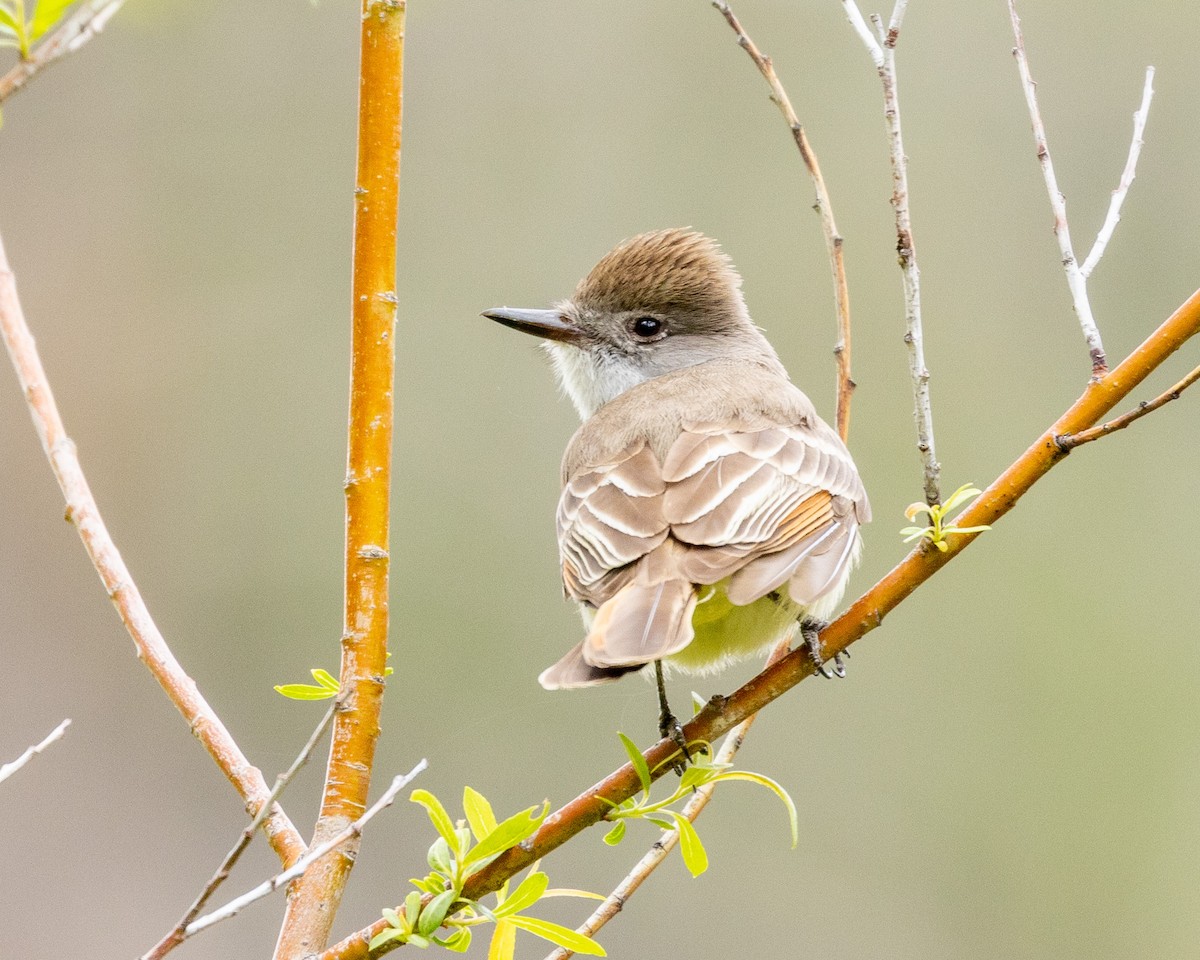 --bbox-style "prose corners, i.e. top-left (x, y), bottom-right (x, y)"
top-left (1057, 362), bottom-right (1200, 449)
top-left (0, 717), bottom-right (69, 785)
top-left (142, 705), bottom-right (337, 960)
top-left (0, 0), bottom-right (126, 103)
top-left (544, 639), bottom-right (792, 960)
top-left (187, 762), bottom-right (425, 941)
top-left (0, 232), bottom-right (307, 867)
top-left (1008, 0), bottom-right (1107, 376)
top-left (1080, 66), bottom-right (1155, 279)
top-left (323, 287), bottom-right (1200, 959)
top-left (272, 1), bottom-right (406, 955)
top-left (713, 0), bottom-right (855, 443)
